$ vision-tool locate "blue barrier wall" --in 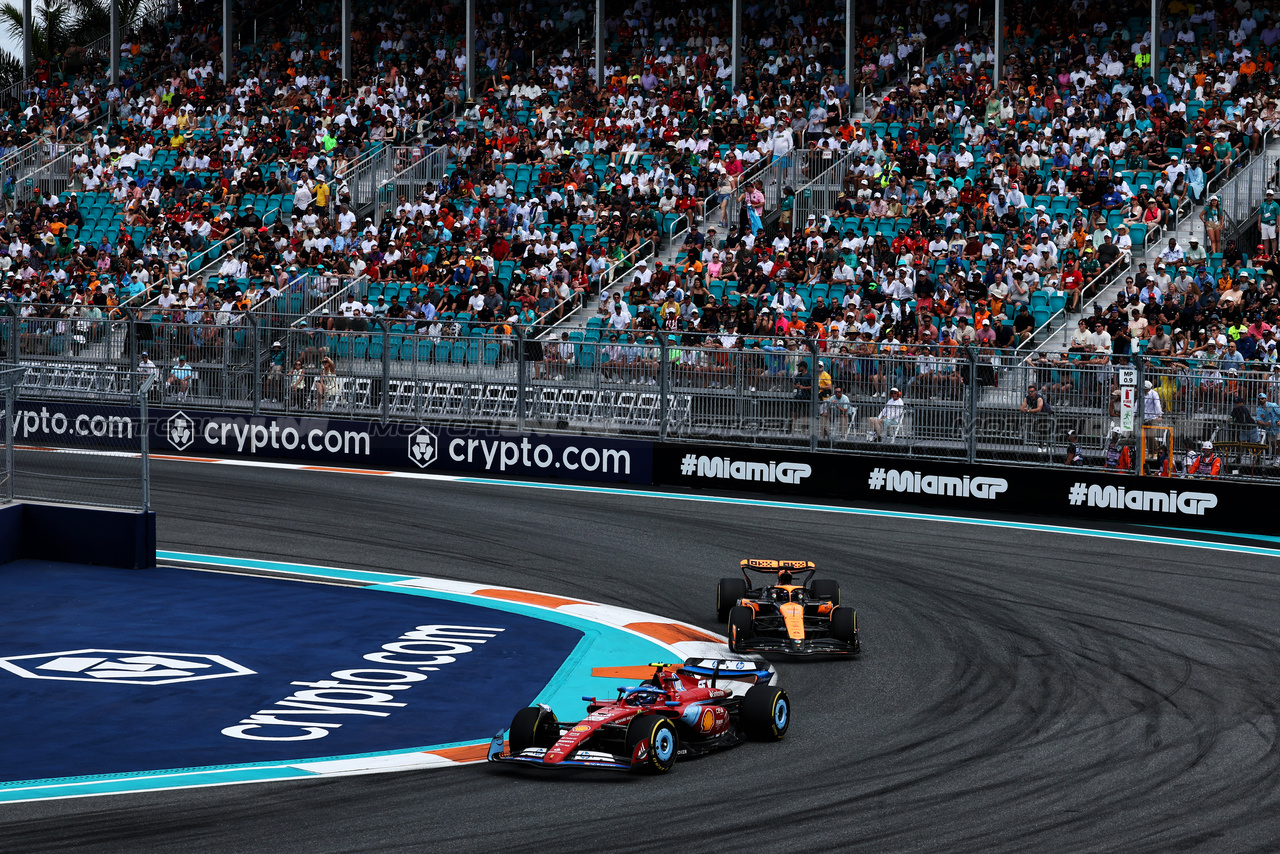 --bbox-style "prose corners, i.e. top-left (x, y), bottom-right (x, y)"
top-left (1, 503), bottom-right (156, 570)
top-left (0, 505), bottom-right (21, 566)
